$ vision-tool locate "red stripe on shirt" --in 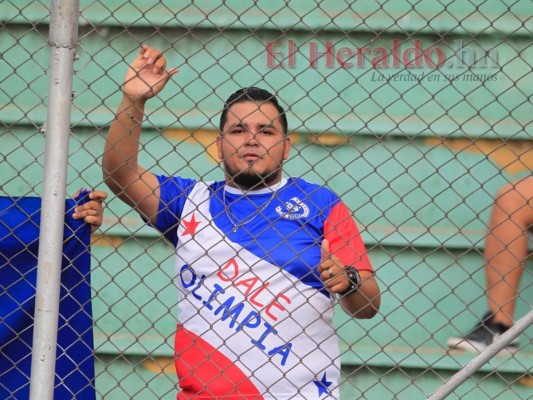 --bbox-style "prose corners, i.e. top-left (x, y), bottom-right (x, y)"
top-left (175, 324), bottom-right (263, 399)
top-left (323, 202), bottom-right (373, 272)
